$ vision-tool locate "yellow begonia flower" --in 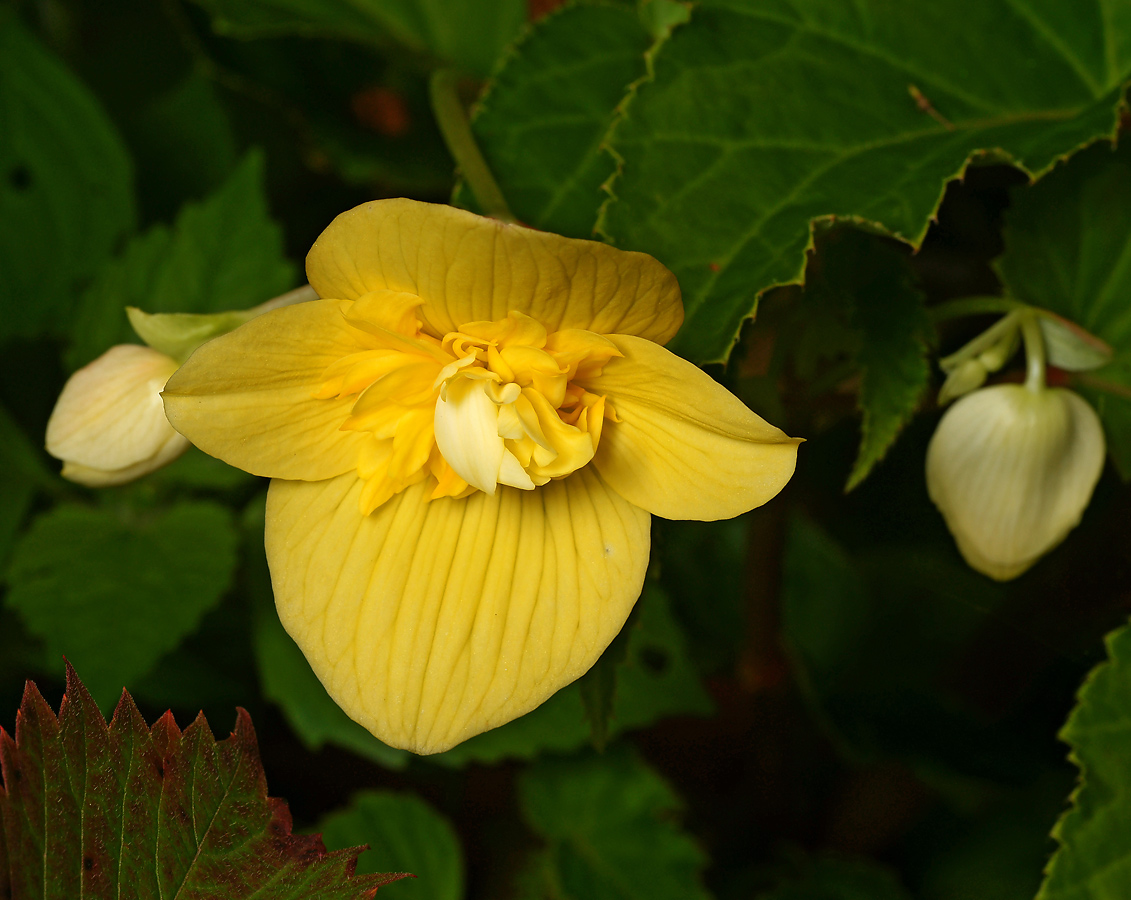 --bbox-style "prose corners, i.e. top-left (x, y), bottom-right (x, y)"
top-left (46, 344), bottom-right (189, 486)
top-left (926, 384), bottom-right (1105, 581)
top-left (163, 199), bottom-right (799, 754)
